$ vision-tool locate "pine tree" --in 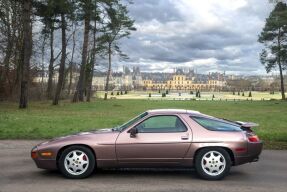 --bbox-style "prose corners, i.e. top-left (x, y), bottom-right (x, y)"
top-left (101, 1), bottom-right (136, 100)
top-left (258, 2), bottom-right (287, 100)
top-left (52, 0), bottom-right (75, 105)
top-left (19, 0), bottom-right (32, 108)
